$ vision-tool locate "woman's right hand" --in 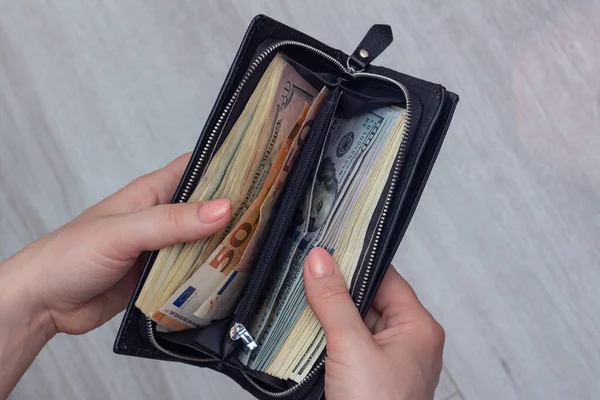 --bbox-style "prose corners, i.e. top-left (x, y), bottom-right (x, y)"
top-left (303, 248), bottom-right (445, 400)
